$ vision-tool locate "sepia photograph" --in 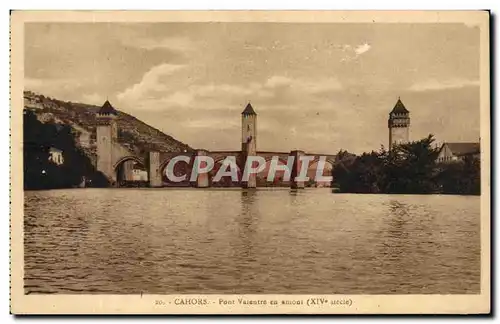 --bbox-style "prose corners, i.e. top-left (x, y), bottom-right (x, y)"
top-left (10, 10), bottom-right (490, 314)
